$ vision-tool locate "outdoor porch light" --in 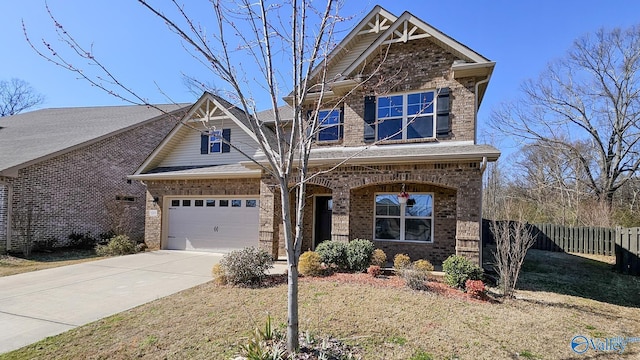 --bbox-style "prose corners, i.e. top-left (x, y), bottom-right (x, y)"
top-left (398, 183), bottom-right (409, 204)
